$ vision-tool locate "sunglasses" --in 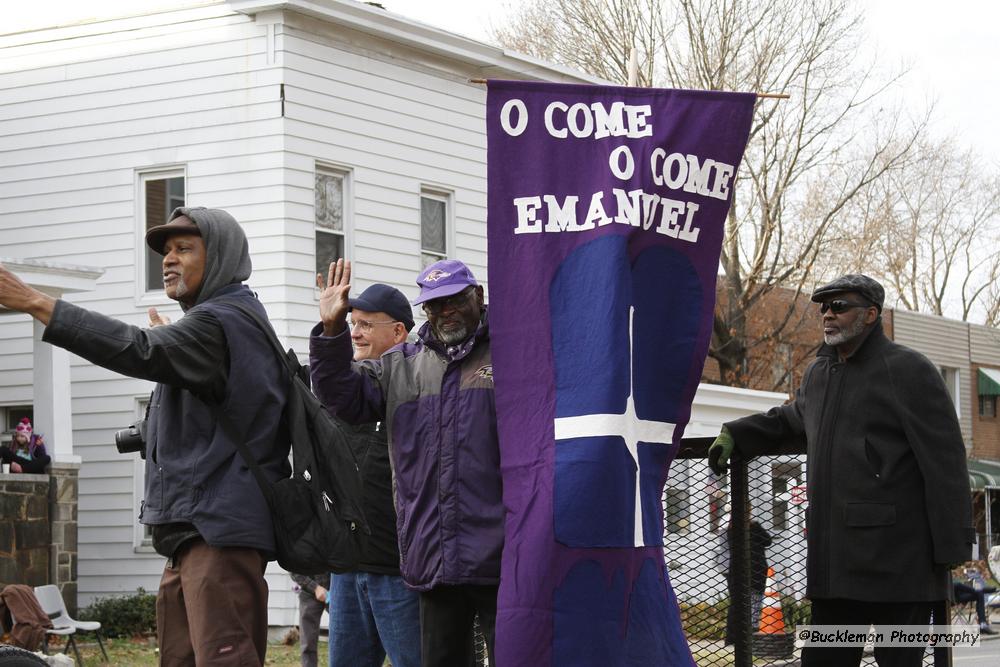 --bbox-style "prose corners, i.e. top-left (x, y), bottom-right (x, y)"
top-left (820, 299), bottom-right (872, 314)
